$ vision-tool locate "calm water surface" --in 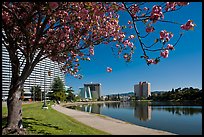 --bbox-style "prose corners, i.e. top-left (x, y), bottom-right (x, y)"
top-left (67, 101), bottom-right (202, 135)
